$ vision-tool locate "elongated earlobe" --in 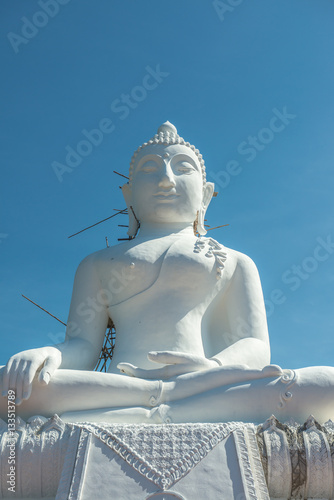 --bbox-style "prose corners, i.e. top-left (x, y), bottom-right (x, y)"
top-left (196, 182), bottom-right (215, 236)
top-left (121, 184), bottom-right (140, 237)
top-left (193, 211), bottom-right (199, 236)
